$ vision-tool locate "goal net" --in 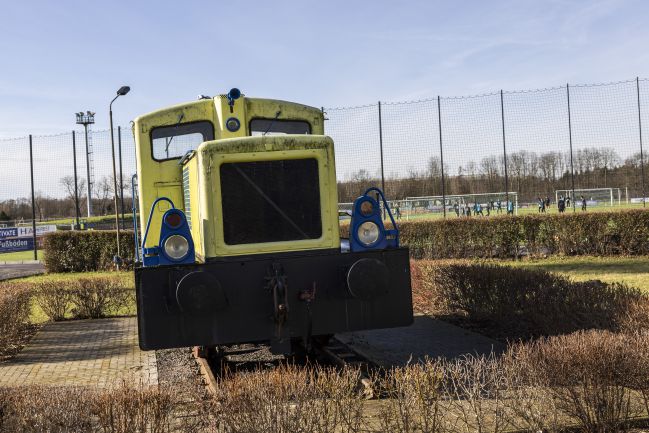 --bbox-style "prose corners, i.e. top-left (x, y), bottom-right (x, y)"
top-left (555, 188), bottom-right (621, 208)
top-left (395, 192), bottom-right (518, 219)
